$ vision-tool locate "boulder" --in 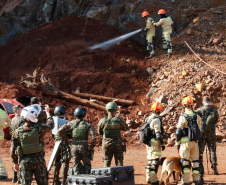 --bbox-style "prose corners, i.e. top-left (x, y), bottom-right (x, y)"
top-left (216, 130), bottom-right (226, 140)
top-left (193, 17), bottom-right (200, 23)
top-left (167, 138), bottom-right (175, 147)
top-left (170, 133), bottom-right (176, 140)
top-left (182, 70), bottom-right (188, 76)
top-left (124, 131), bottom-right (132, 137)
top-left (163, 125), bottom-right (169, 131)
top-left (213, 38), bottom-right (222, 45)
top-left (169, 126), bottom-right (177, 133)
top-left (195, 83), bottom-right (204, 91)
top-left (138, 111), bottom-right (144, 116)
